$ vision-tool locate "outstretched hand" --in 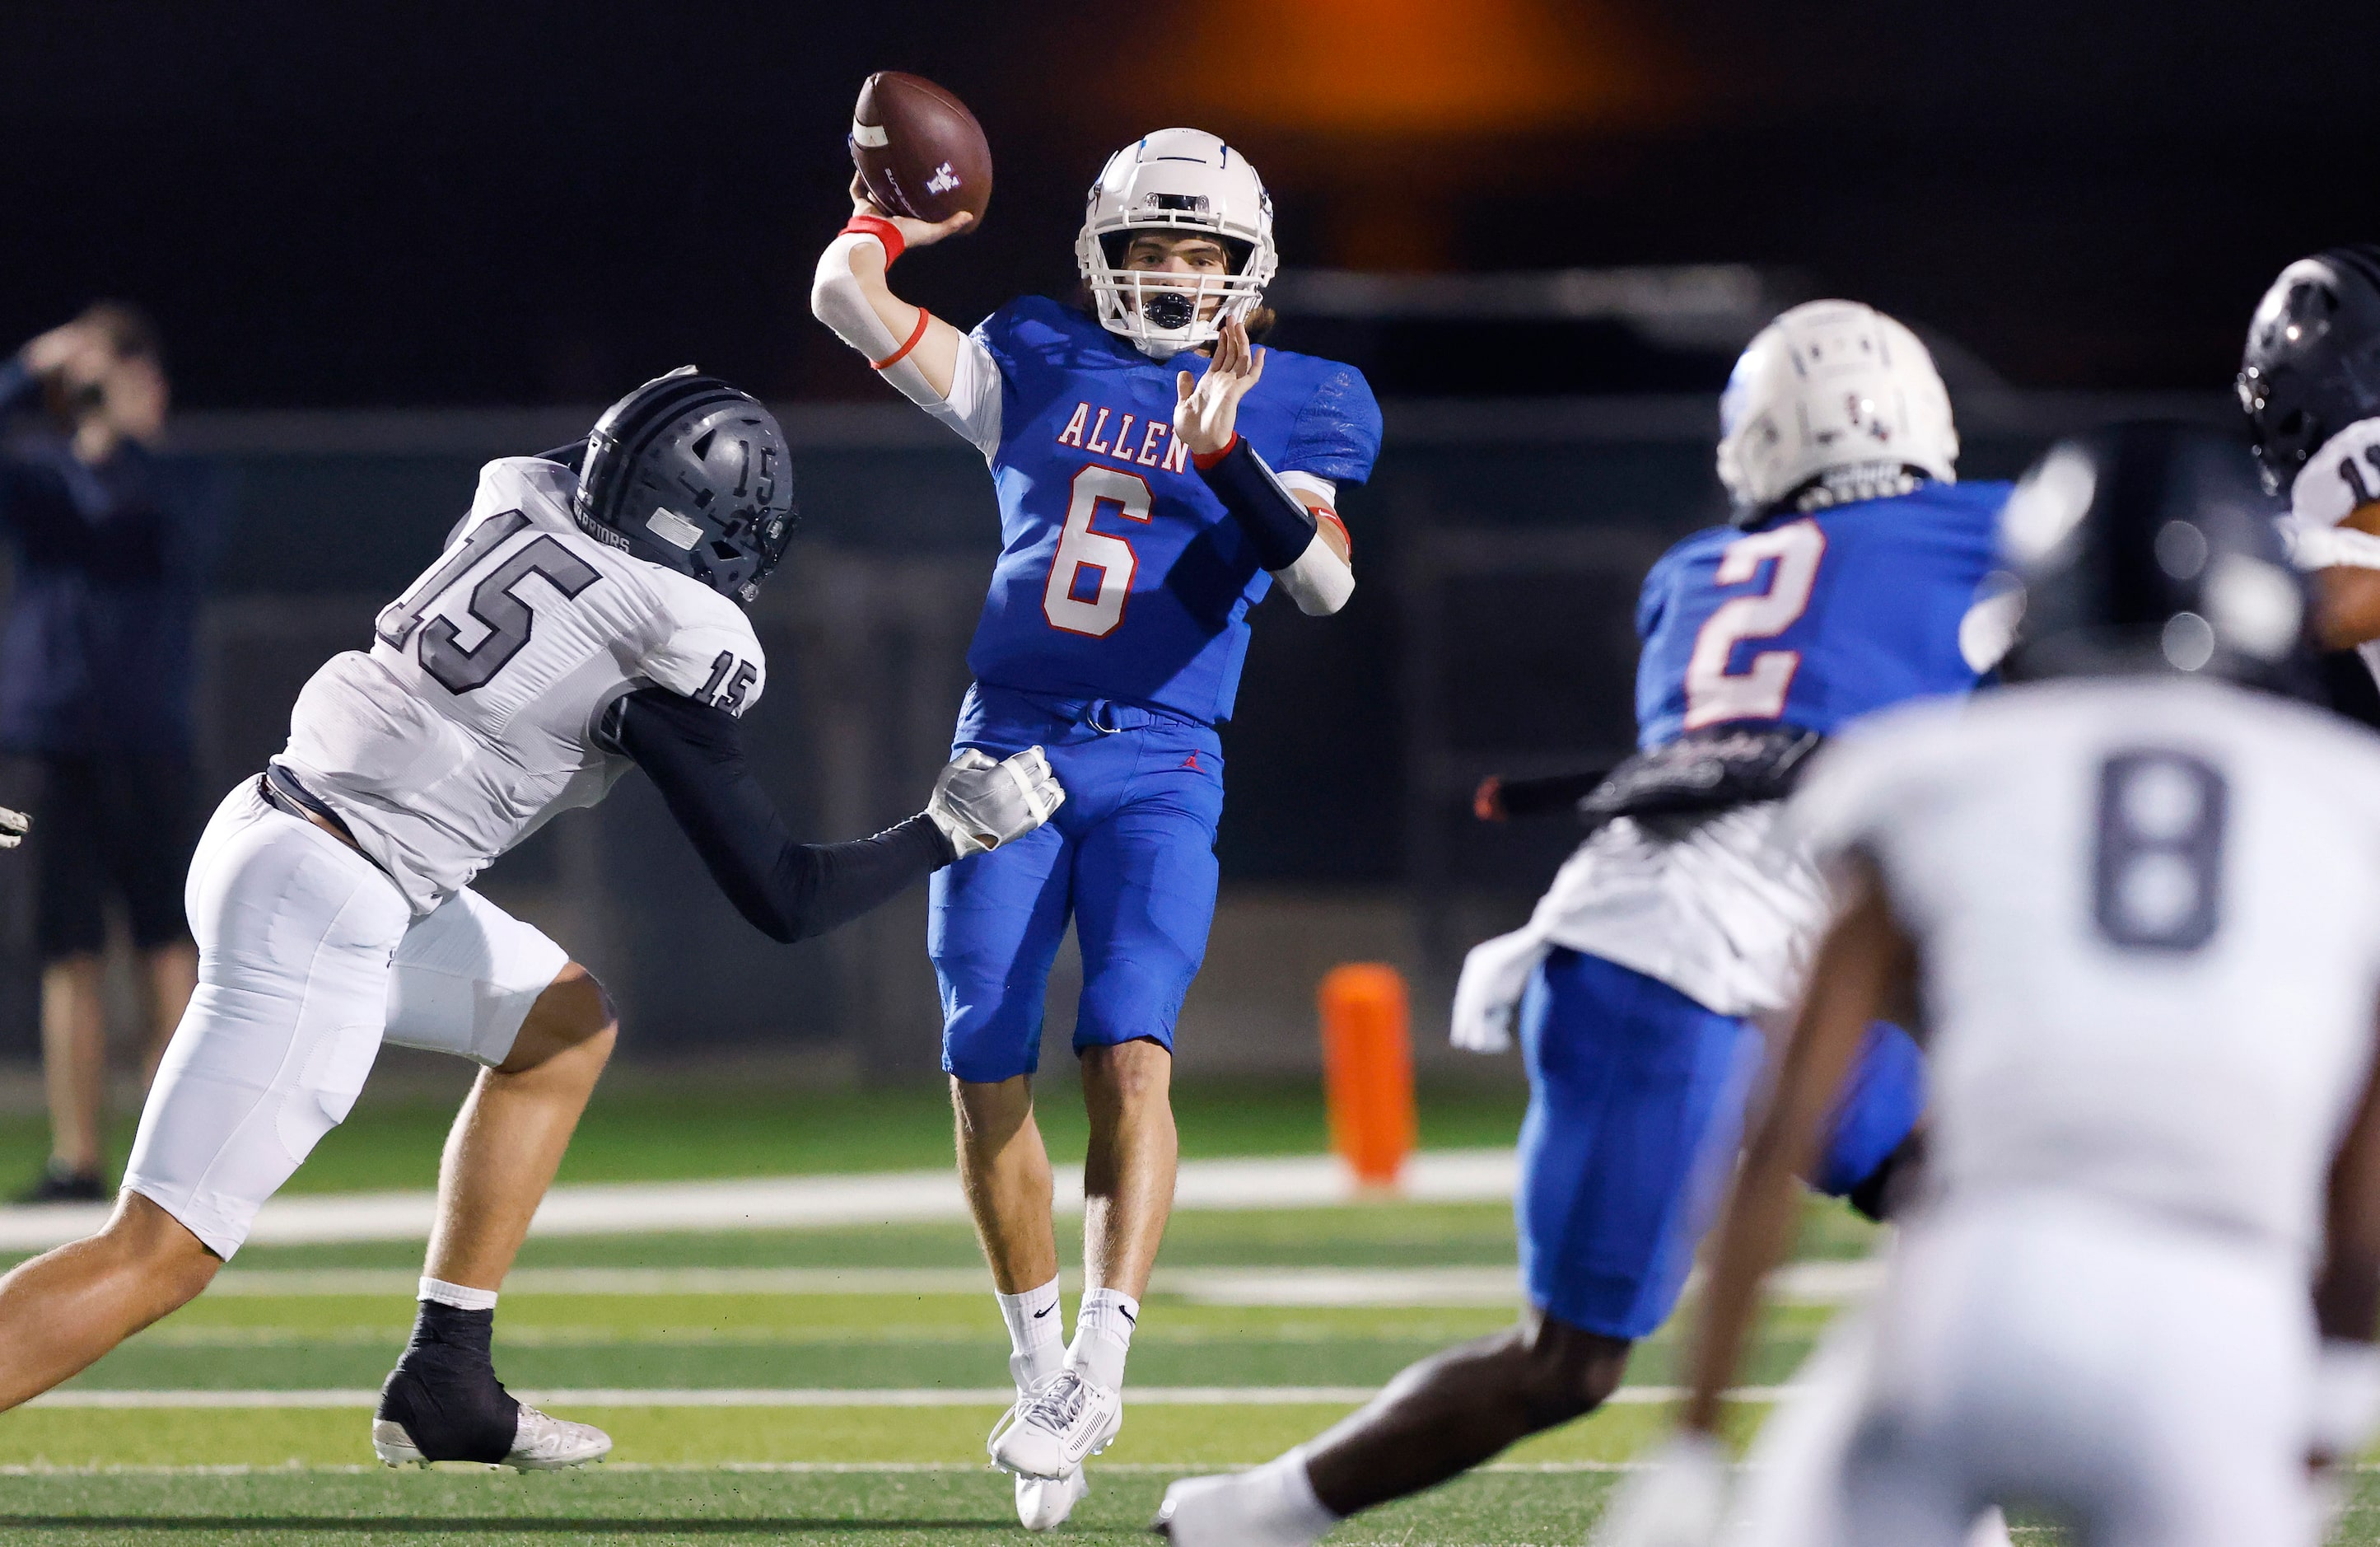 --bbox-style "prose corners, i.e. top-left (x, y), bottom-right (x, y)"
top-left (1173, 315), bottom-right (1266, 457)
top-left (848, 173), bottom-right (973, 250)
